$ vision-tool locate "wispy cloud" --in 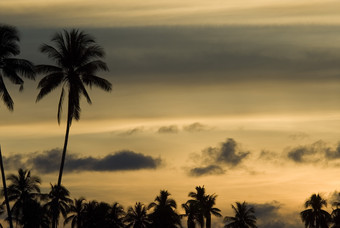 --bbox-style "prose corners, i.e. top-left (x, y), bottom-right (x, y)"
top-left (157, 125), bottom-right (179, 134)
